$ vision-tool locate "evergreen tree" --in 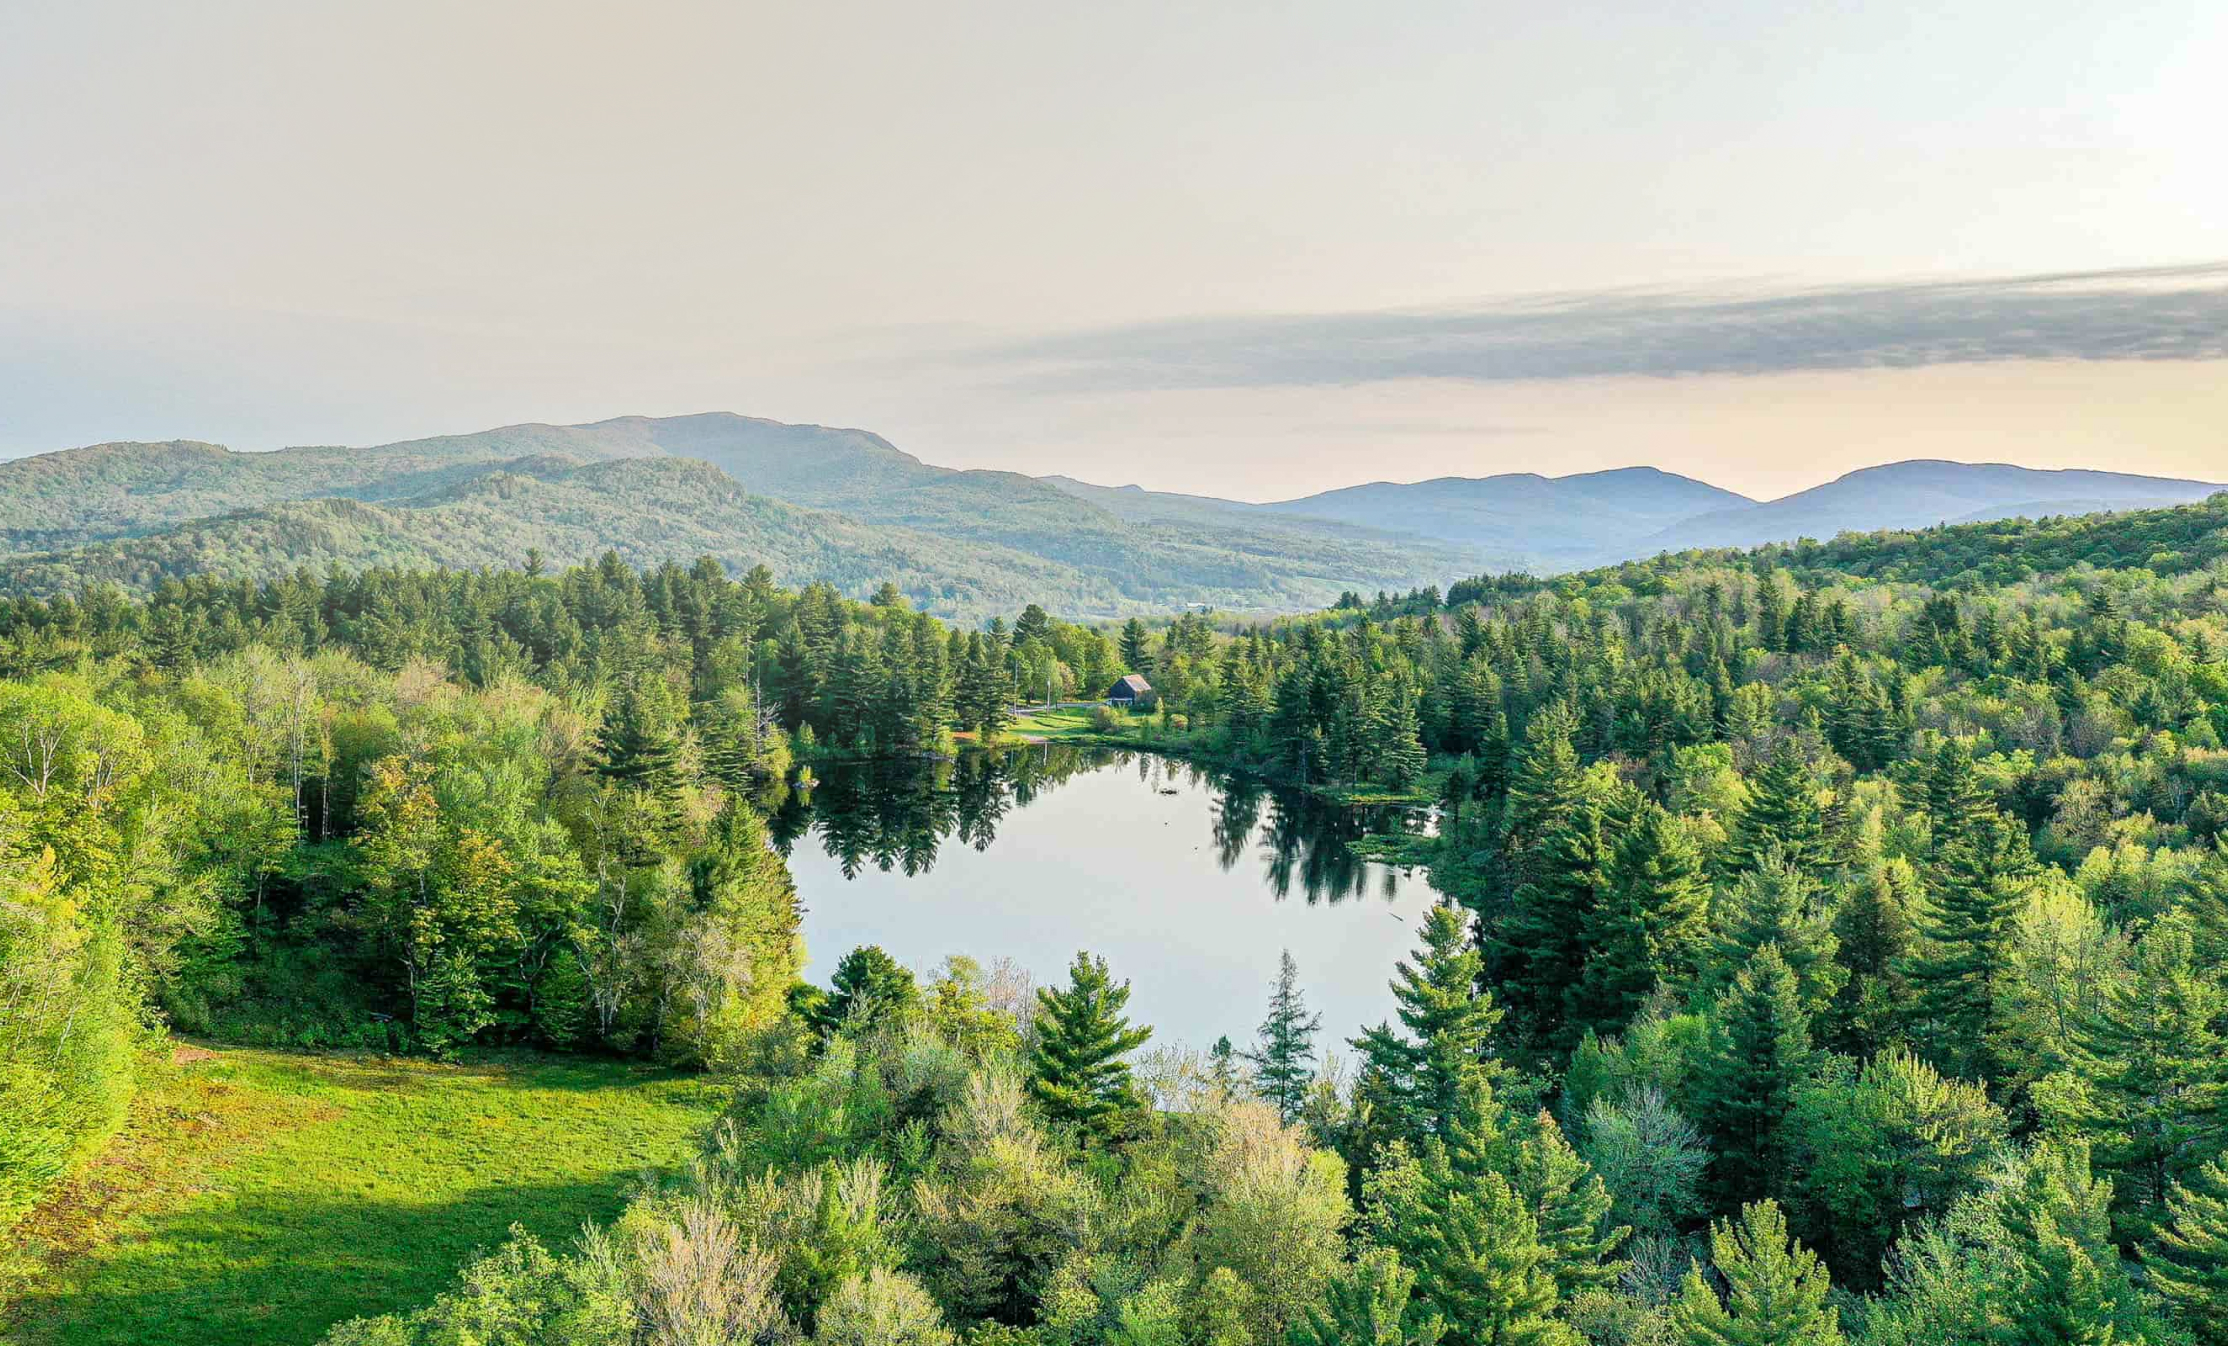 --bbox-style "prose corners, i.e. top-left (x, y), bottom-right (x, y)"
top-left (2147, 1155), bottom-right (2228, 1339)
top-left (1120, 618), bottom-right (1152, 673)
top-left (2065, 915), bottom-right (2228, 1241)
top-left (1286, 1247), bottom-right (1446, 1346)
top-left (1570, 800), bottom-right (1708, 1037)
top-left (1242, 949), bottom-right (1323, 1122)
top-left (1352, 903), bottom-right (1508, 1150)
top-left (1693, 947), bottom-right (1816, 1205)
top-left (1669, 1200), bottom-right (1843, 1346)
top-left (1500, 1108), bottom-right (1628, 1298)
top-left (1208, 1034), bottom-right (1241, 1097)
top-left (1493, 766), bottom-right (1618, 1055)
top-left (1384, 689), bottom-right (1428, 790)
top-left (1722, 741), bottom-right (1821, 876)
top-left (1705, 856), bottom-right (1843, 1018)
top-left (806, 945), bottom-right (920, 1038)
top-left (1906, 801), bottom-right (2034, 1081)
top-left (1027, 951), bottom-right (1153, 1143)
top-left (1825, 860), bottom-right (1916, 1056)
top-left (595, 679), bottom-right (683, 800)
top-left (1365, 1086), bottom-right (1579, 1346)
